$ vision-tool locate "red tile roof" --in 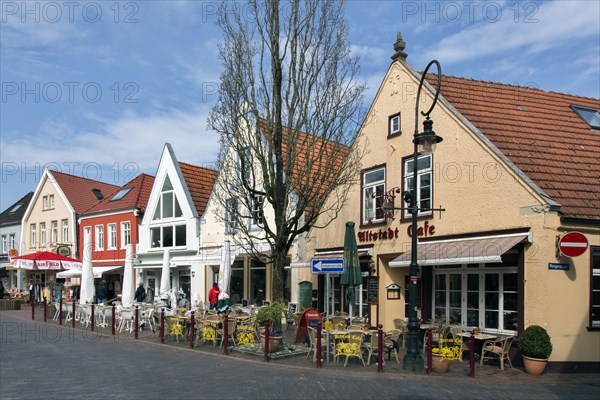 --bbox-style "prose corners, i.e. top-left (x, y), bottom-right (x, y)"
top-left (50, 171), bottom-right (120, 215)
top-left (431, 75), bottom-right (600, 220)
top-left (81, 173), bottom-right (155, 215)
top-left (178, 162), bottom-right (218, 215)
